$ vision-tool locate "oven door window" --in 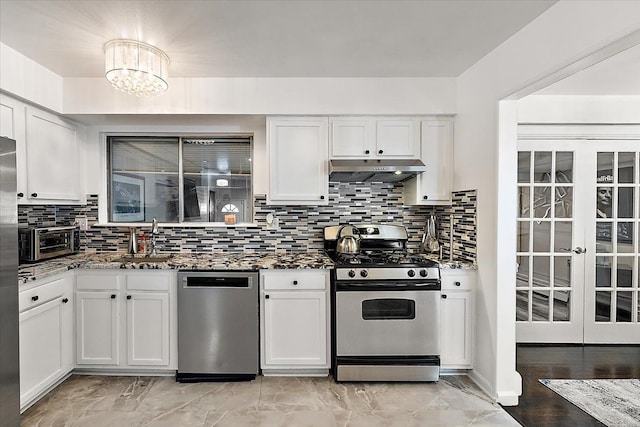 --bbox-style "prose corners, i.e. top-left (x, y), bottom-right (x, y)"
top-left (362, 298), bottom-right (416, 320)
